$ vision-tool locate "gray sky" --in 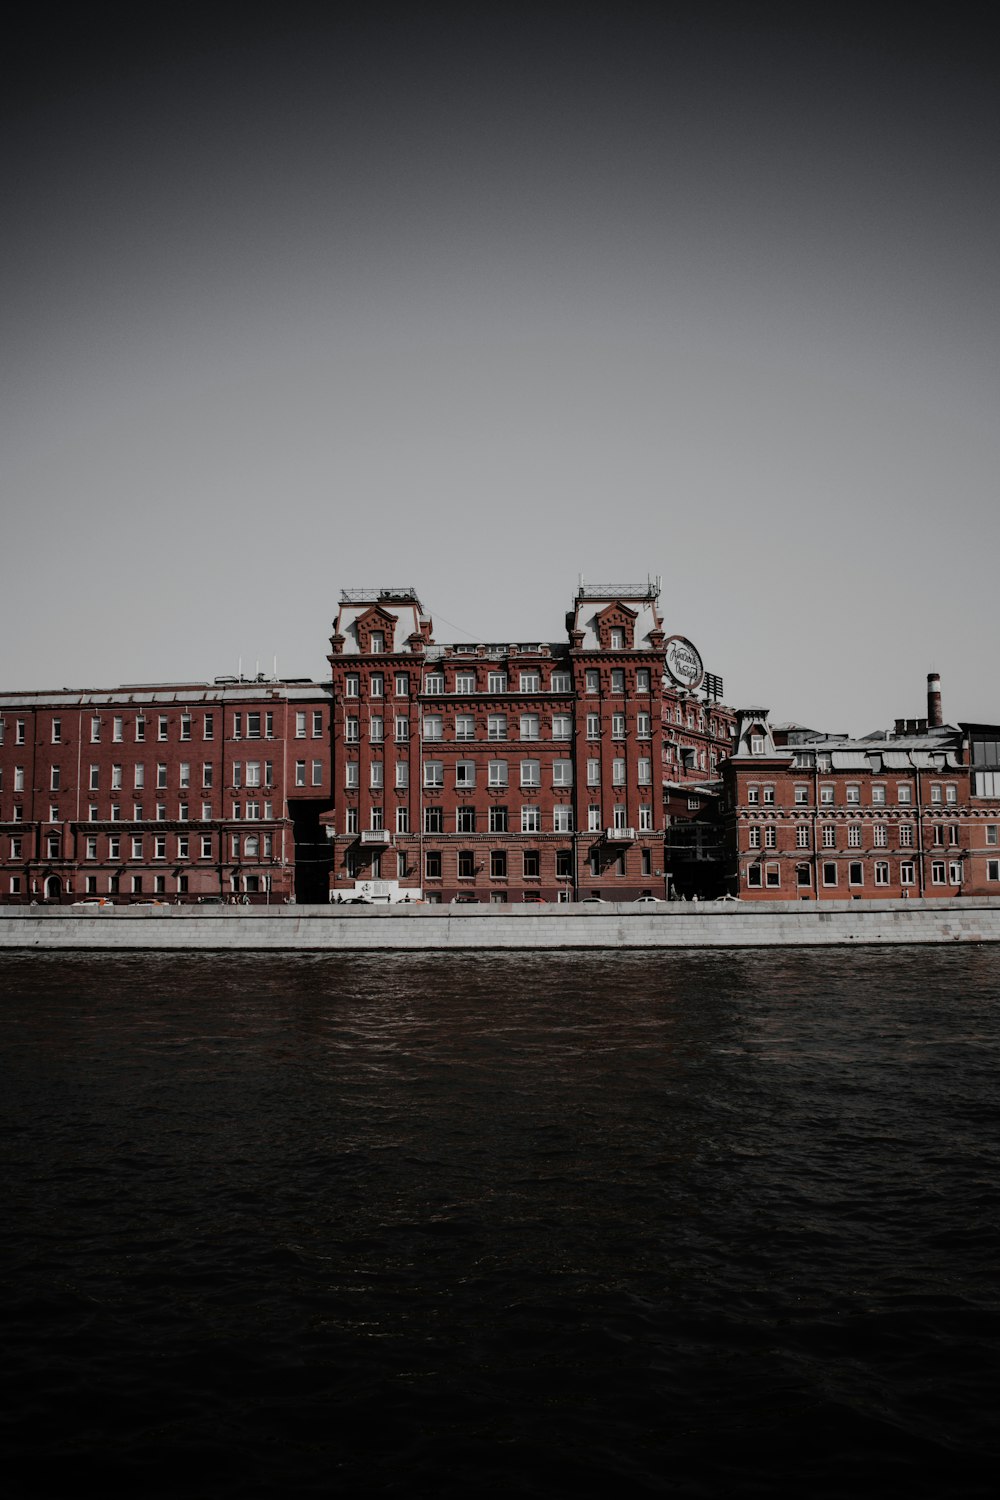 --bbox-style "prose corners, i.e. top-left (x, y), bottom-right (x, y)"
top-left (3, 4), bottom-right (997, 734)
